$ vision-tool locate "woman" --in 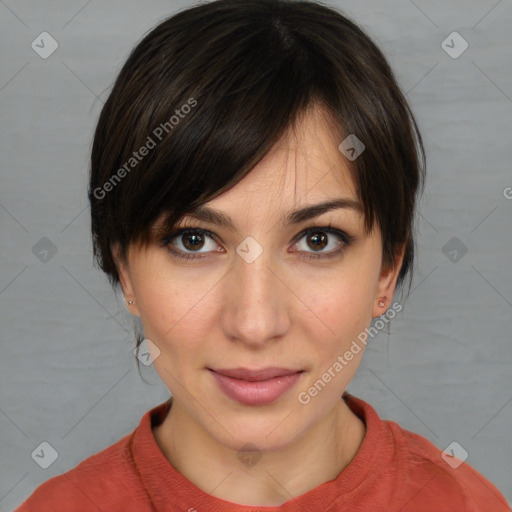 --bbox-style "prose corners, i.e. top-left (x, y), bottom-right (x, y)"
top-left (15, 0), bottom-right (510, 510)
